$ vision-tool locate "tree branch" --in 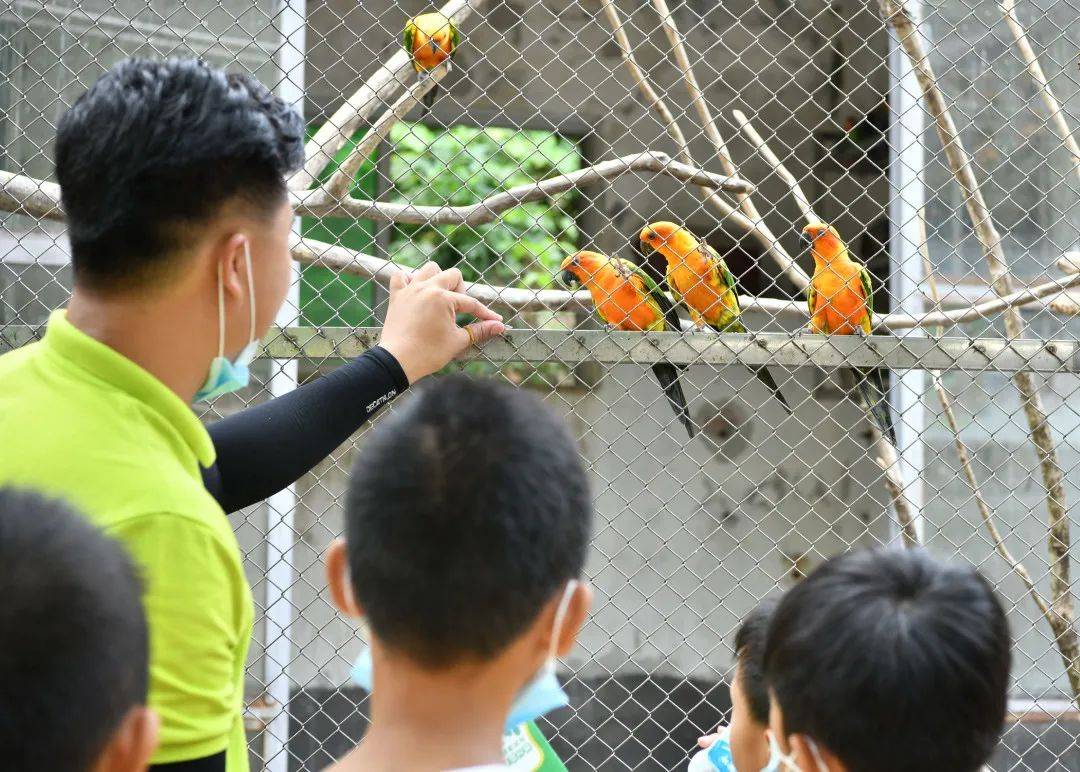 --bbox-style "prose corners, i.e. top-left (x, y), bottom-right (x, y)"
top-left (732, 109), bottom-right (820, 224)
top-left (918, 207), bottom-right (1054, 620)
top-left (288, 0), bottom-right (487, 192)
top-left (599, 0), bottom-right (810, 291)
top-left (300, 151), bottom-right (756, 223)
top-left (321, 63), bottom-right (451, 201)
top-left (882, 0), bottom-right (1080, 697)
top-left (2, 169), bottom-right (1076, 323)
